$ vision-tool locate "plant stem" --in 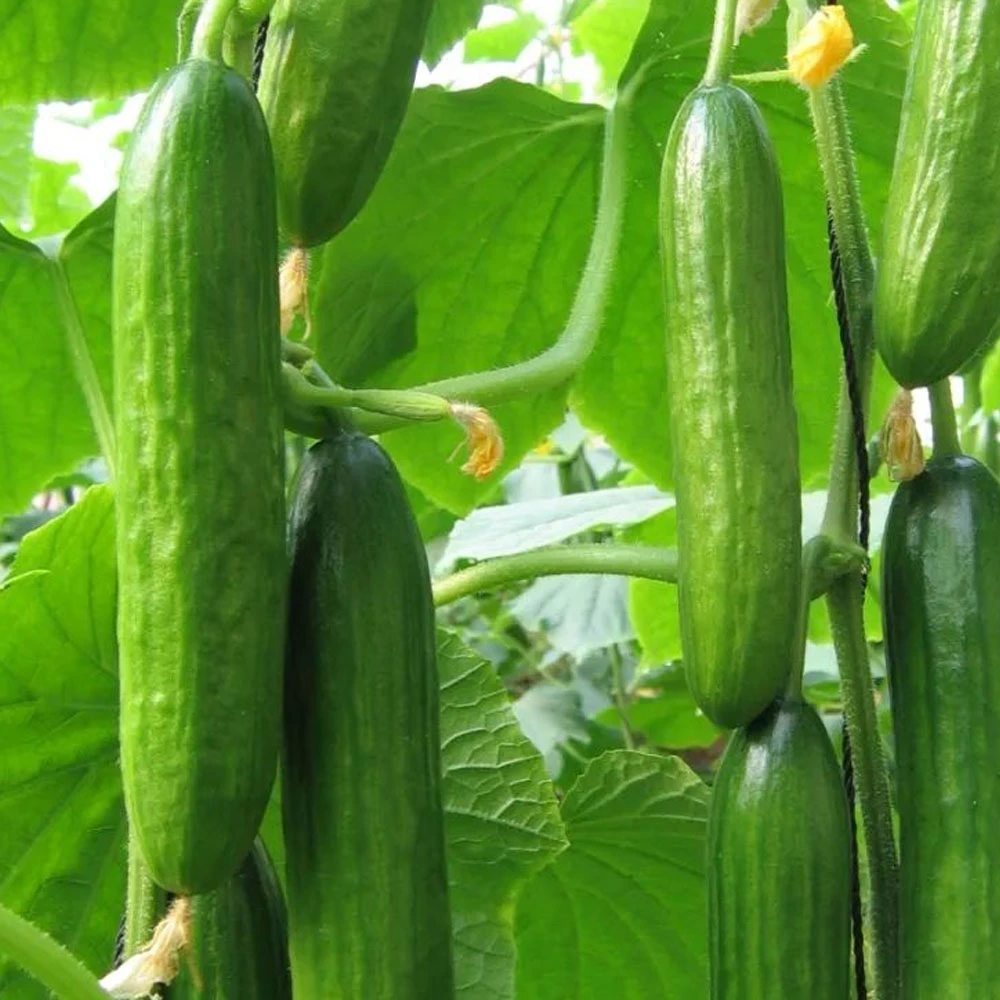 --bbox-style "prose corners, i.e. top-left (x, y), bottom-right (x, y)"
top-left (928, 380), bottom-right (961, 458)
top-left (49, 260), bottom-right (116, 480)
top-left (826, 574), bottom-right (898, 999)
top-left (704, 0), bottom-right (740, 85)
top-left (0, 903), bottom-right (108, 1000)
top-left (432, 544), bottom-right (678, 607)
top-left (191, 0), bottom-right (238, 61)
top-left (800, 54), bottom-right (899, 1000)
top-left (124, 839), bottom-right (165, 957)
top-left (608, 644), bottom-right (636, 749)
